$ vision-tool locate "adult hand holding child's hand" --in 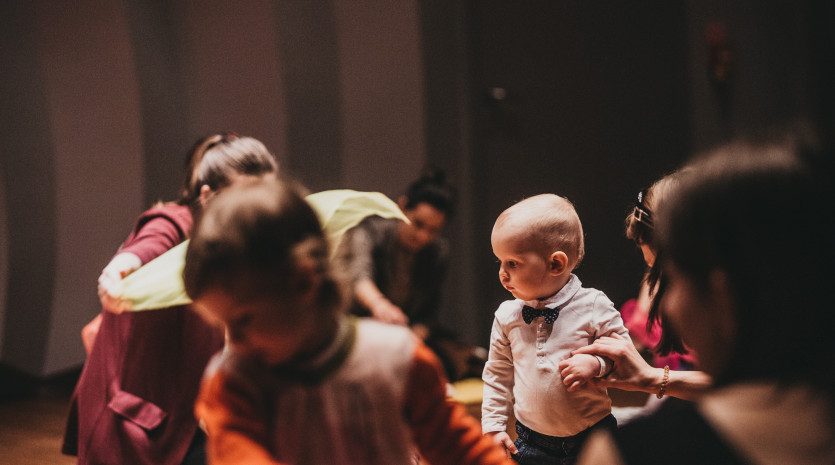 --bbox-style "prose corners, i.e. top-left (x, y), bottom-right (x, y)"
top-left (570, 333), bottom-right (655, 391)
top-left (558, 354), bottom-right (601, 391)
